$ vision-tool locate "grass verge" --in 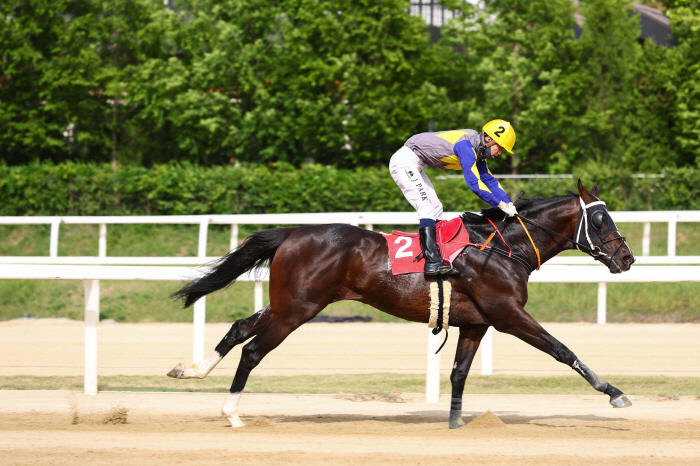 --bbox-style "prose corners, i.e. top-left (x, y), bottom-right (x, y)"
top-left (2, 374), bottom-right (698, 397)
